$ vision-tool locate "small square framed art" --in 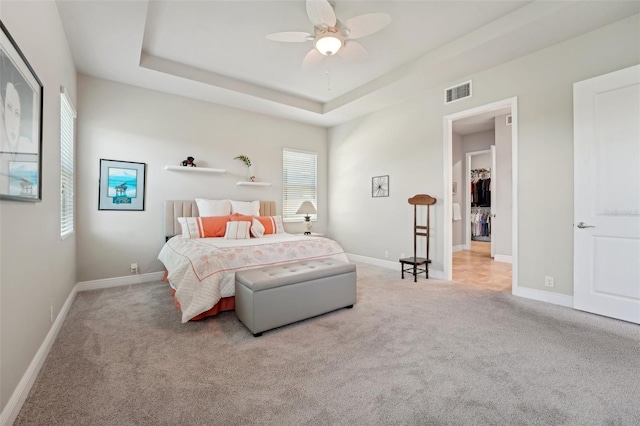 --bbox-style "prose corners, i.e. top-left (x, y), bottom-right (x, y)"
top-left (372, 175), bottom-right (389, 198)
top-left (98, 159), bottom-right (146, 211)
